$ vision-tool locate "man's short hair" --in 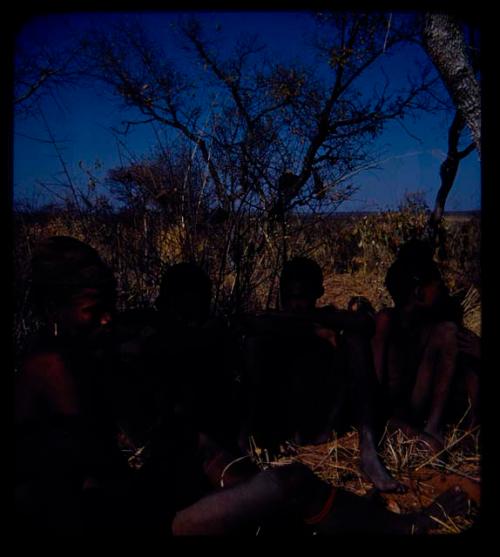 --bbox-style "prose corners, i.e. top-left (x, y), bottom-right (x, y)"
top-left (156, 262), bottom-right (212, 311)
top-left (385, 257), bottom-right (441, 306)
top-left (280, 257), bottom-right (324, 301)
top-left (29, 236), bottom-right (116, 311)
